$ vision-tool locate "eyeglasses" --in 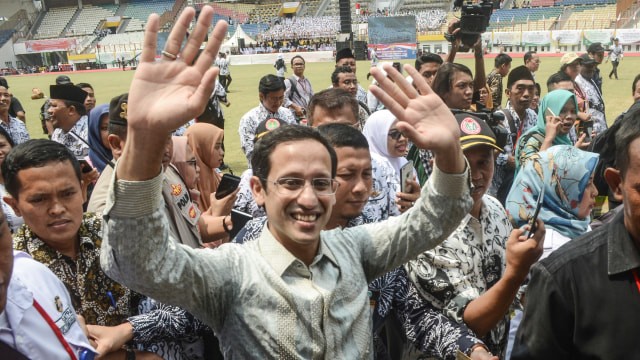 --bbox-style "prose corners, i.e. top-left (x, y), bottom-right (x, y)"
top-left (388, 129), bottom-right (405, 140)
top-left (263, 177), bottom-right (339, 196)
